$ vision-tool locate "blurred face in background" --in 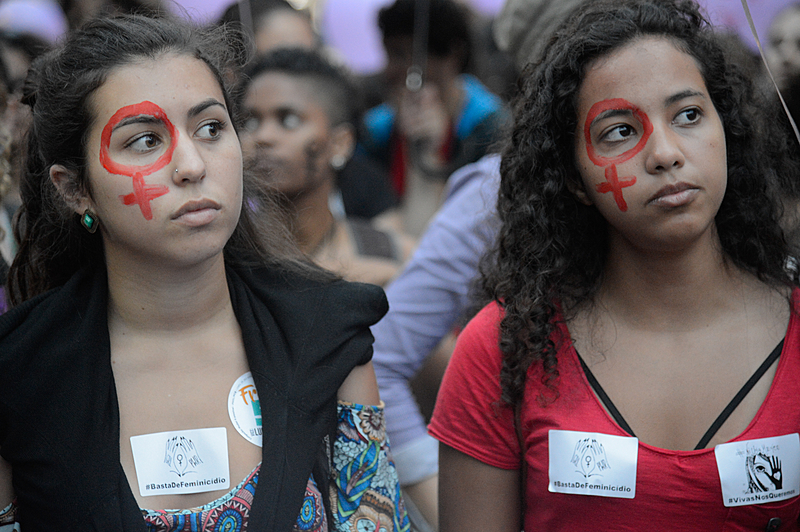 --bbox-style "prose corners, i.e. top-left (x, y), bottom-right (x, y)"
top-left (253, 9), bottom-right (317, 54)
top-left (767, 6), bottom-right (800, 93)
top-left (382, 34), bottom-right (462, 102)
top-left (240, 72), bottom-right (338, 200)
